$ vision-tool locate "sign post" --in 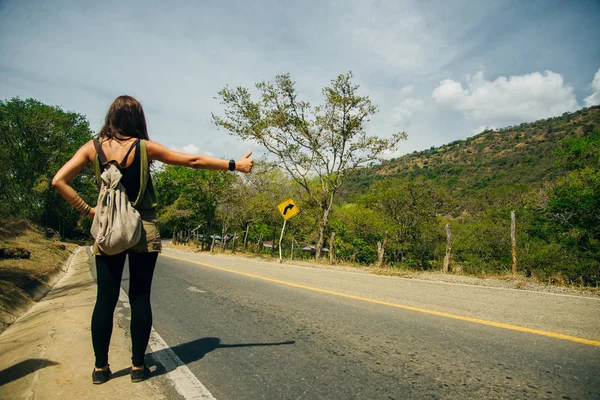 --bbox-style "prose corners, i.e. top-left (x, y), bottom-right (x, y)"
top-left (276, 198), bottom-right (300, 262)
top-left (278, 220), bottom-right (287, 263)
